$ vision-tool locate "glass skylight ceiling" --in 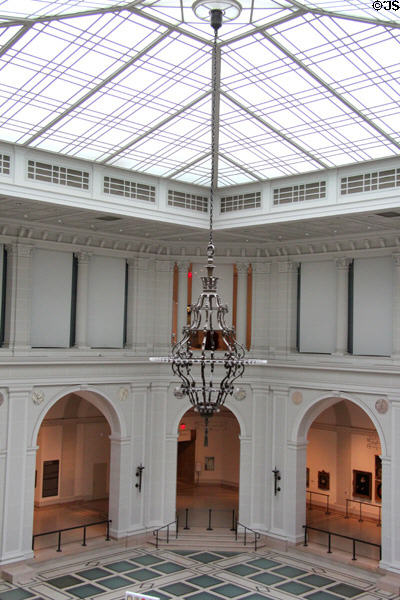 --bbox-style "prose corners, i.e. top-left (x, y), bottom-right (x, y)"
top-left (0, 0), bottom-right (399, 186)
